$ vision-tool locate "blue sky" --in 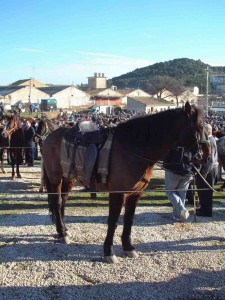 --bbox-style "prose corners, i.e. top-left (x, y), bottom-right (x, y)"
top-left (1, 0), bottom-right (225, 85)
